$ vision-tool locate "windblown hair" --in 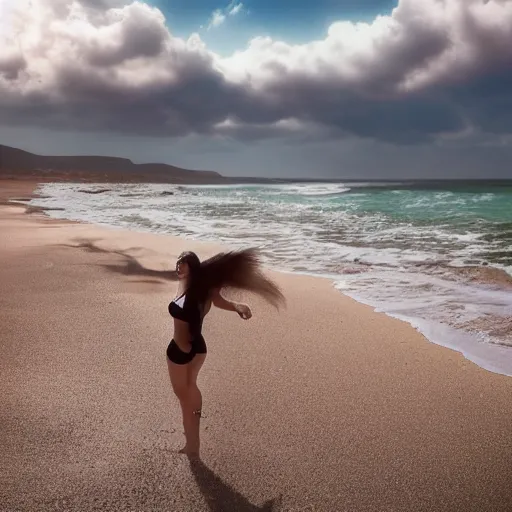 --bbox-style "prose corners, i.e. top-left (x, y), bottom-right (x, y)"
top-left (178, 248), bottom-right (285, 308)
